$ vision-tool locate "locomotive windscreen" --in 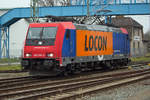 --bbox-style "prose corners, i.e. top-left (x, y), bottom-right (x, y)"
top-left (26, 27), bottom-right (57, 46)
